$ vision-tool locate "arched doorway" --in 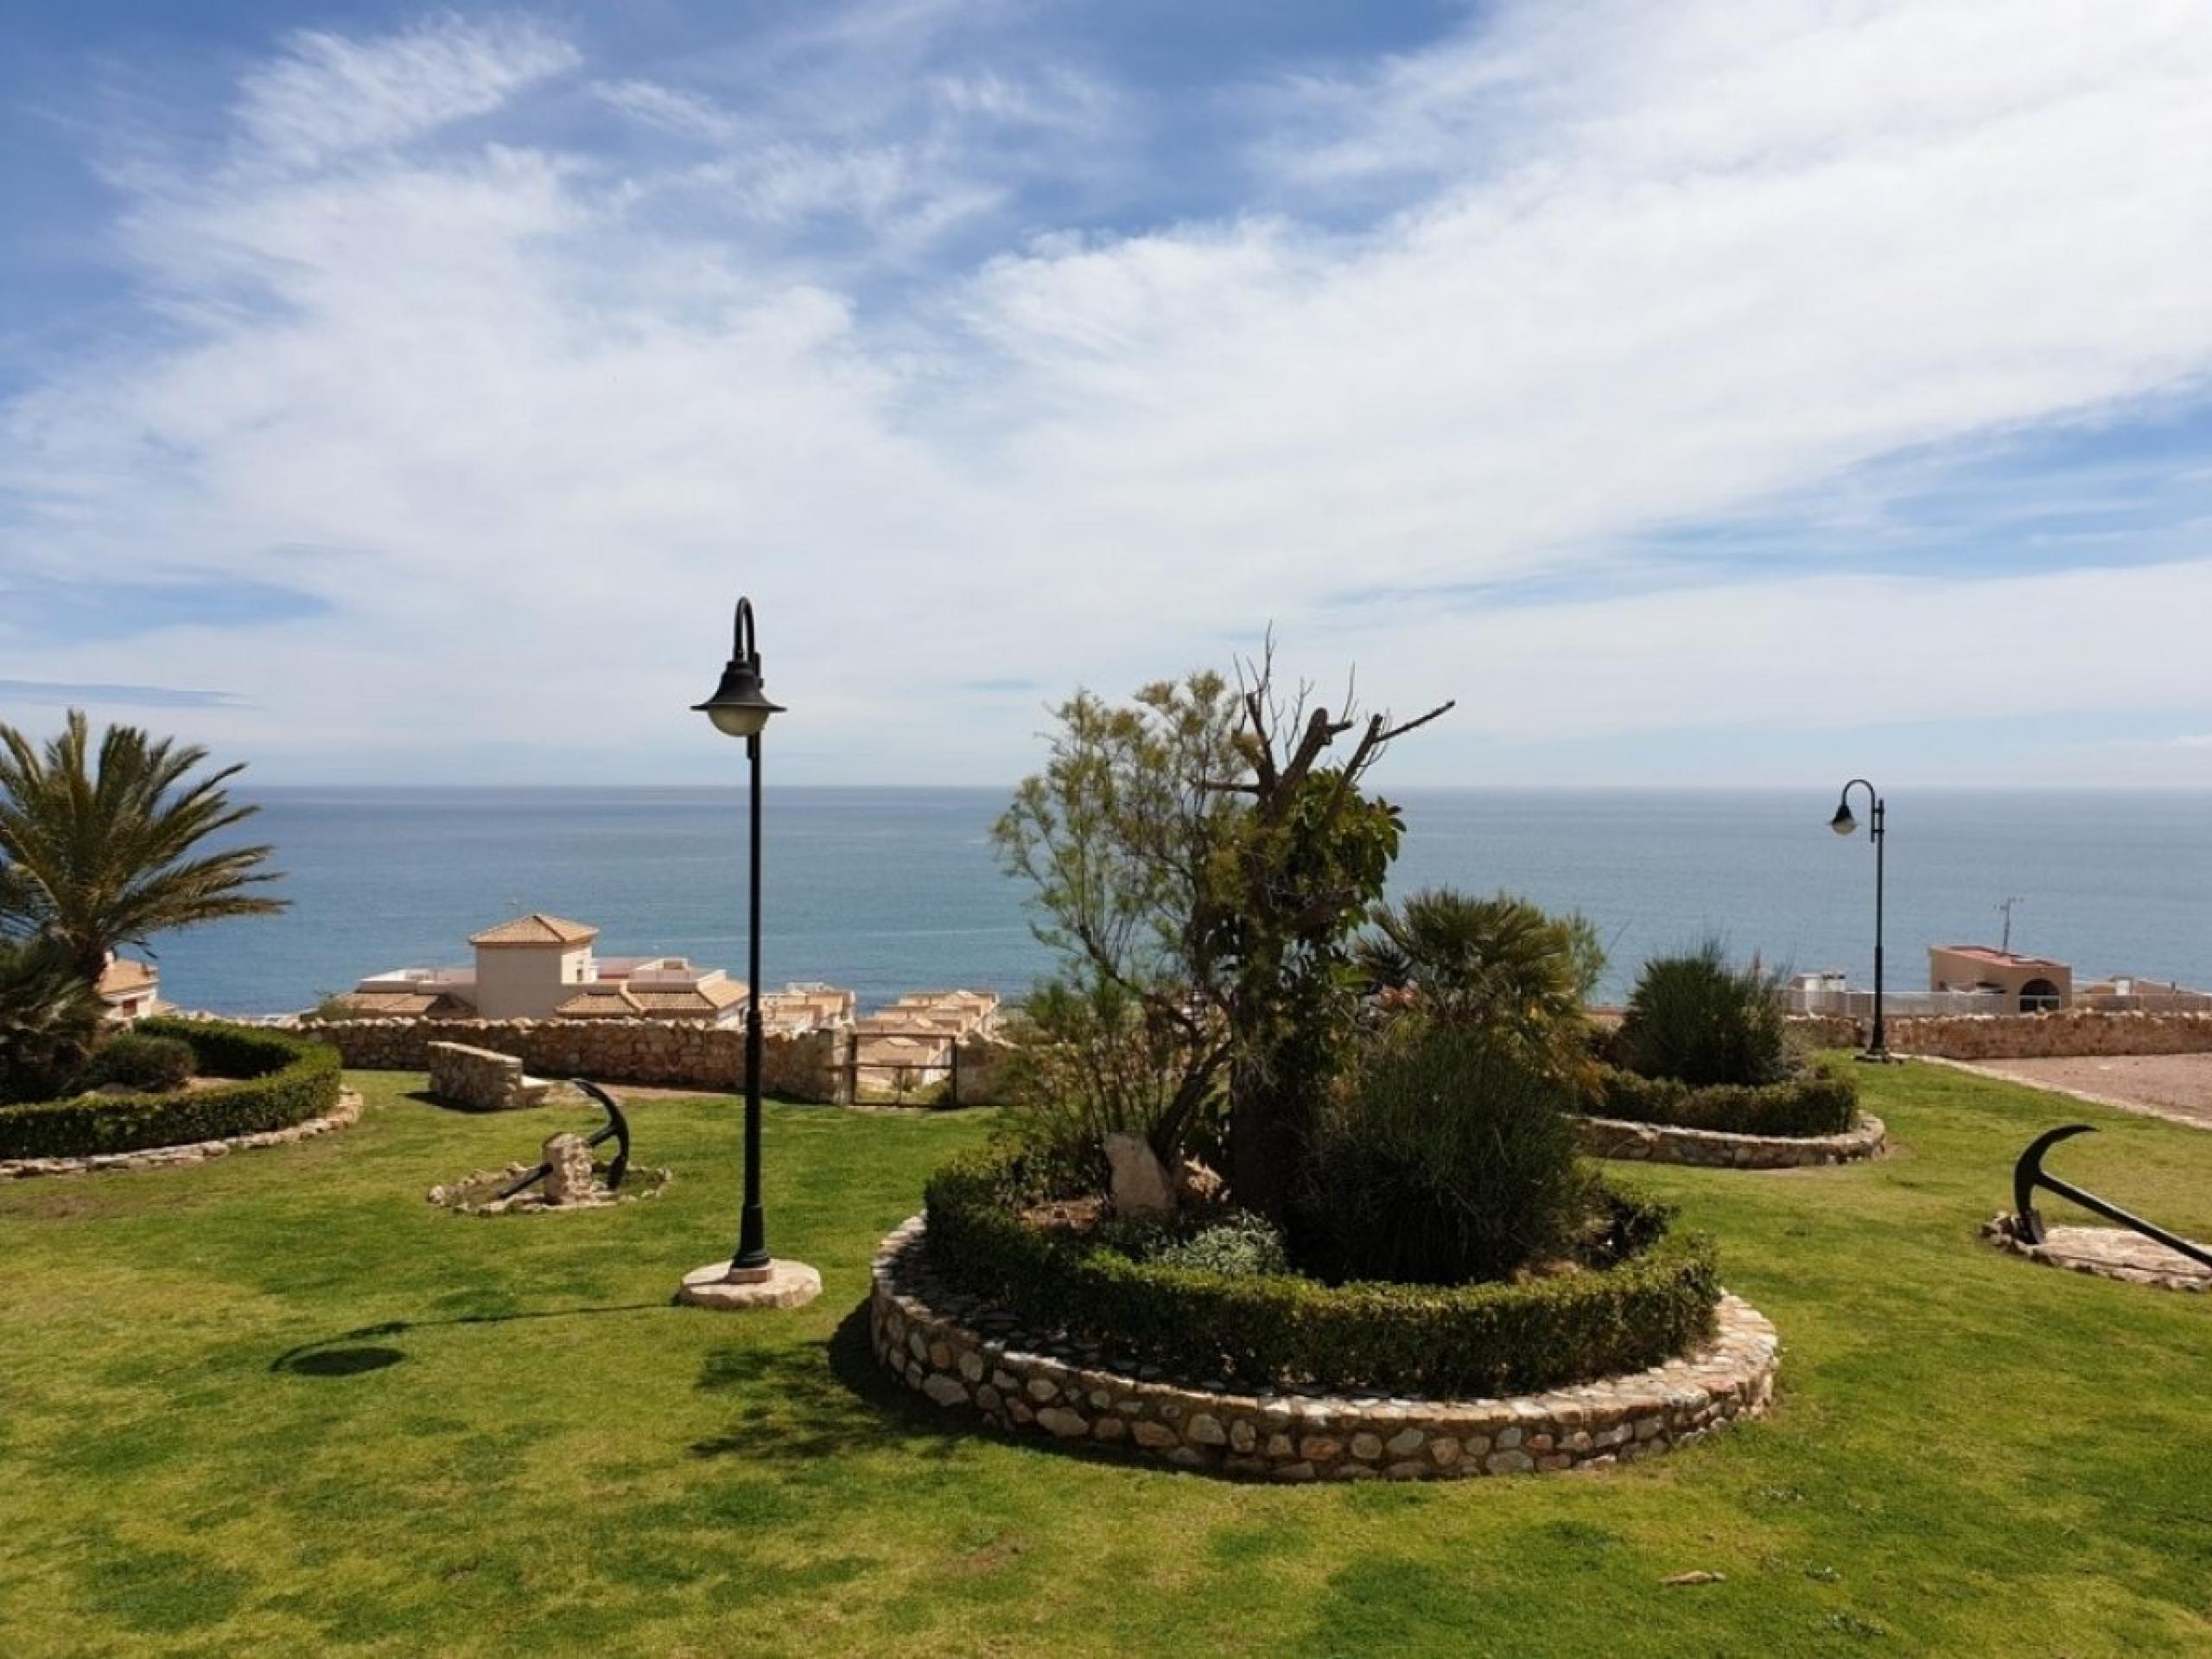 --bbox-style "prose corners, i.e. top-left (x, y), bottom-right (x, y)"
top-left (2018, 978), bottom-right (2063, 1013)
